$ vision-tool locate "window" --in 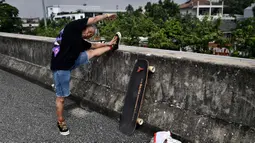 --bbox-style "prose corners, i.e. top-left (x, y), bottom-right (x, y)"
top-left (72, 16), bottom-right (75, 20)
top-left (85, 13), bottom-right (93, 18)
top-left (211, 8), bottom-right (220, 16)
top-left (199, 8), bottom-right (209, 15)
top-left (80, 16), bottom-right (83, 19)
